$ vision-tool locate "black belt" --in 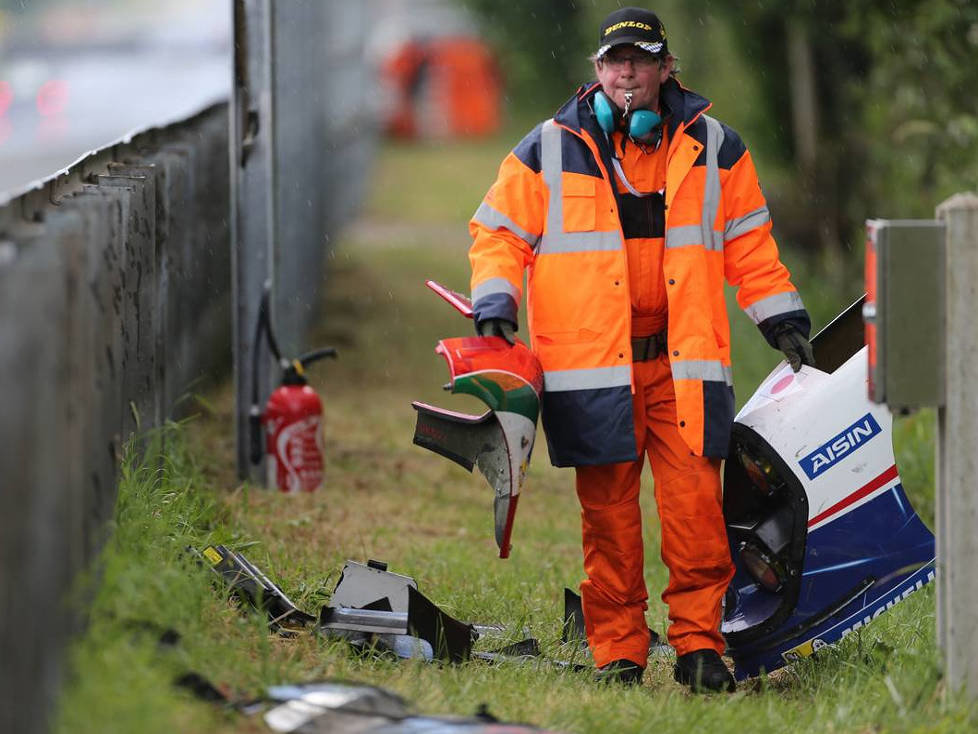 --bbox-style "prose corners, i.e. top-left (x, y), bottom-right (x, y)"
top-left (630, 330), bottom-right (667, 362)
